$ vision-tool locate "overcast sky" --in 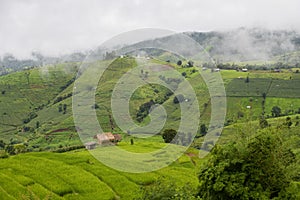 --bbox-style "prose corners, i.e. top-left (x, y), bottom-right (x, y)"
top-left (0, 0), bottom-right (300, 58)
